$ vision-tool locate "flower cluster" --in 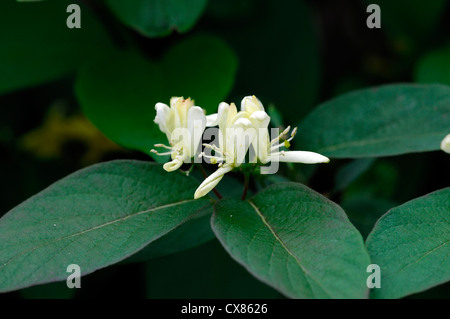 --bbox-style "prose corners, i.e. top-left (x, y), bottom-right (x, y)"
top-left (152, 96), bottom-right (330, 199)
